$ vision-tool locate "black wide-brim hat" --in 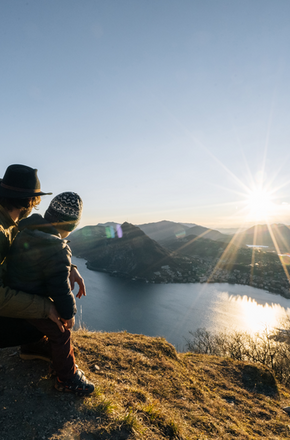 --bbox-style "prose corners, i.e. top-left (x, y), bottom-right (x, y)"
top-left (0, 164), bottom-right (52, 198)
